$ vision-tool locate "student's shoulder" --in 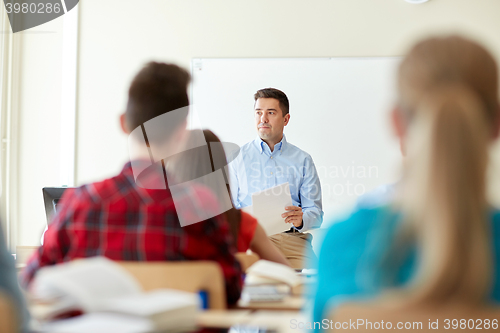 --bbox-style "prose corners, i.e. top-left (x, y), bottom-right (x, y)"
top-left (323, 206), bottom-right (399, 247)
top-left (240, 211), bottom-right (258, 226)
top-left (65, 171), bottom-right (139, 206)
top-left (355, 184), bottom-right (397, 209)
top-left (490, 207), bottom-right (500, 232)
